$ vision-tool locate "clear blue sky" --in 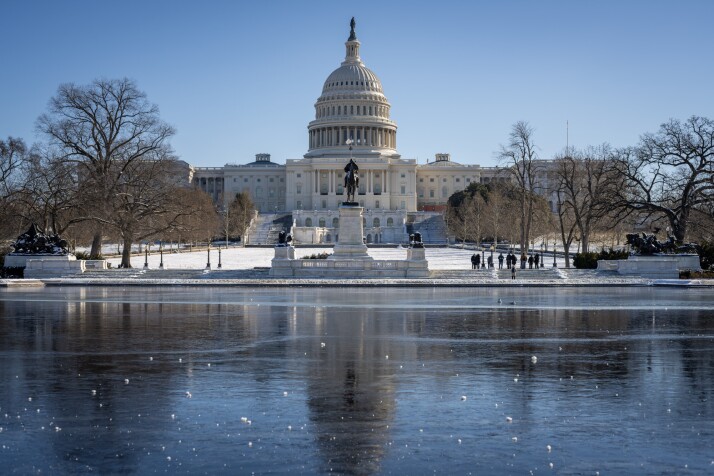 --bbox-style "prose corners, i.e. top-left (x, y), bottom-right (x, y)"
top-left (2, 0), bottom-right (712, 167)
